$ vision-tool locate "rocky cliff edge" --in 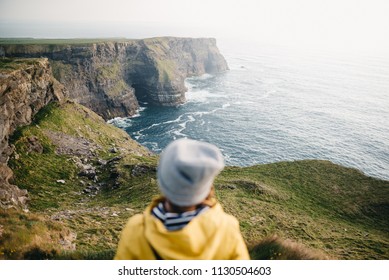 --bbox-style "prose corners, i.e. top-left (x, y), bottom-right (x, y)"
top-left (0, 58), bottom-right (66, 210)
top-left (0, 37), bottom-right (229, 120)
